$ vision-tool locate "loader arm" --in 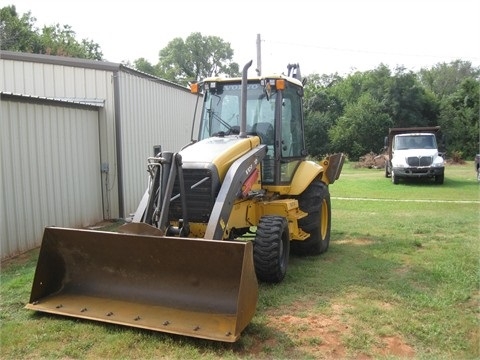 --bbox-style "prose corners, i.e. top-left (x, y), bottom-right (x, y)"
top-left (205, 144), bottom-right (267, 239)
